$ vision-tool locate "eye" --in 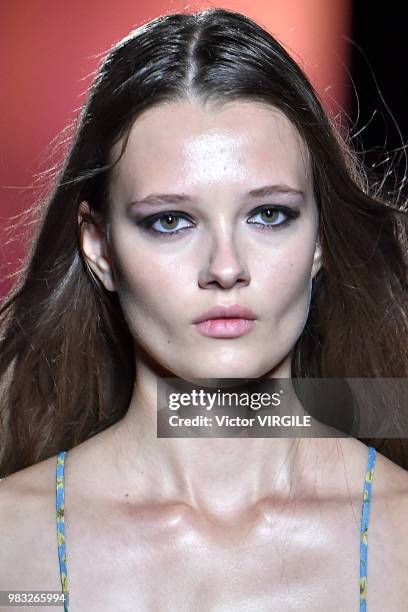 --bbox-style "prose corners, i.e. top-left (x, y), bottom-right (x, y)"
top-left (137, 205), bottom-right (300, 238)
top-left (141, 212), bottom-right (193, 236)
top-left (247, 205), bottom-right (300, 230)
